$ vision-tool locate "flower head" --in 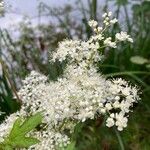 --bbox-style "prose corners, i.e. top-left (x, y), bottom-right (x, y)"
top-left (0, 11), bottom-right (139, 149)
